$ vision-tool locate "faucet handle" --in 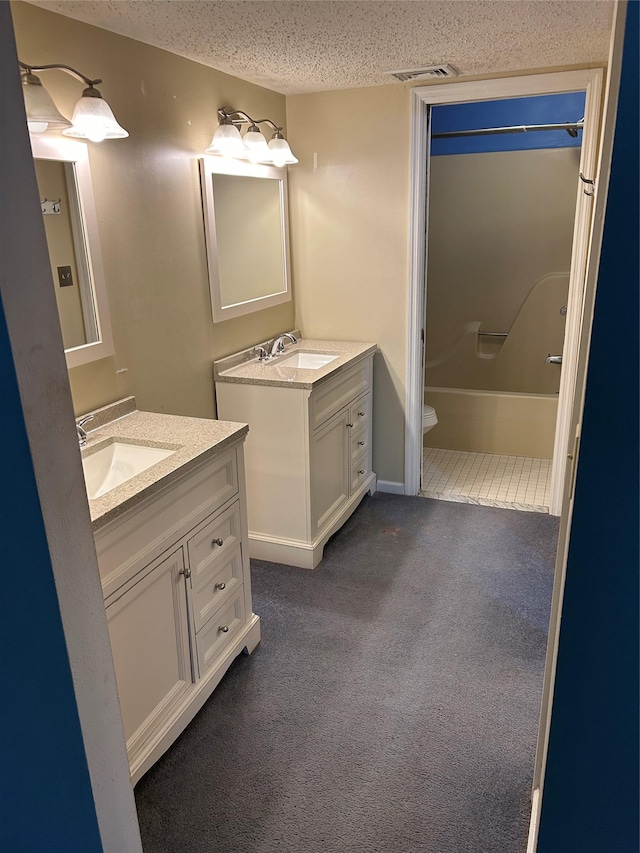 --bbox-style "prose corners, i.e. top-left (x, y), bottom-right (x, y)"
top-left (77, 415), bottom-right (94, 428)
top-left (254, 345), bottom-right (268, 362)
